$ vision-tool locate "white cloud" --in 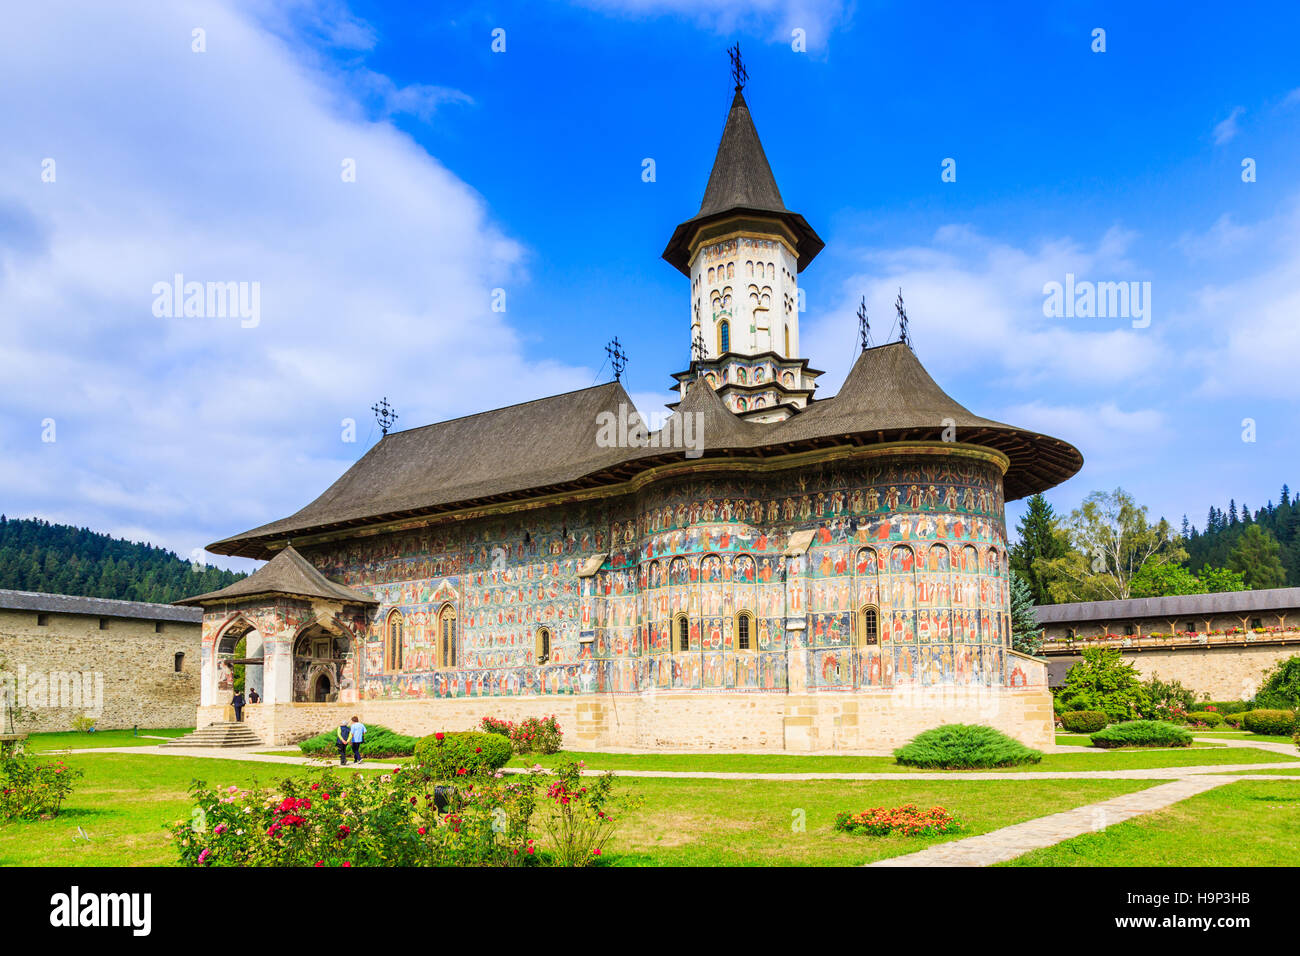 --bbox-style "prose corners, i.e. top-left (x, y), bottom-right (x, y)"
top-left (0, 0), bottom-right (595, 566)
top-left (571, 0), bottom-right (849, 50)
top-left (1212, 106), bottom-right (1245, 145)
